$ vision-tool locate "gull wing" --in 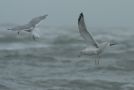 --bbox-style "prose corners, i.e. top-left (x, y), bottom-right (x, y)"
top-left (8, 24), bottom-right (33, 31)
top-left (78, 13), bottom-right (99, 48)
top-left (28, 14), bottom-right (48, 27)
top-left (8, 14), bottom-right (48, 31)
